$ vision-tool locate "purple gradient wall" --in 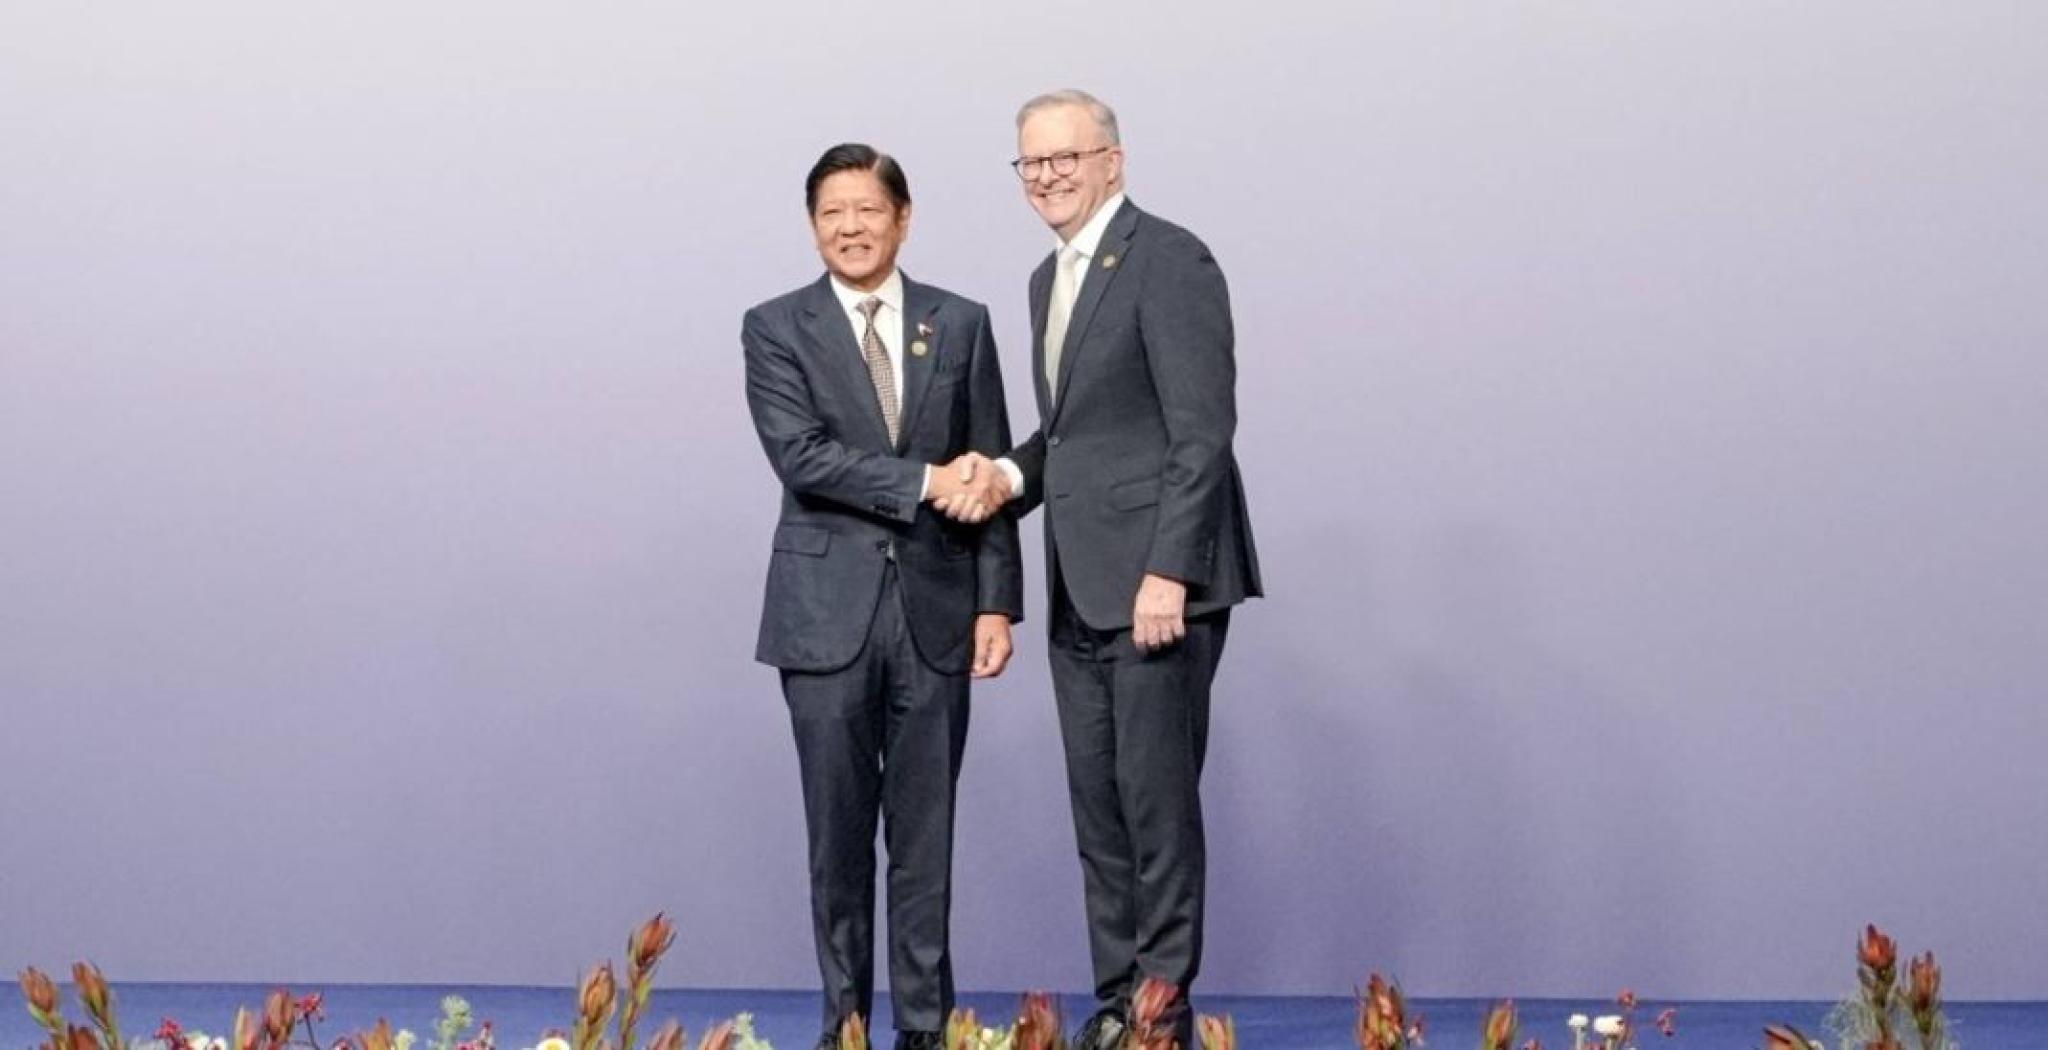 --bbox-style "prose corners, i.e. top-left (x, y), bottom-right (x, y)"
top-left (4, 3), bottom-right (2045, 1000)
